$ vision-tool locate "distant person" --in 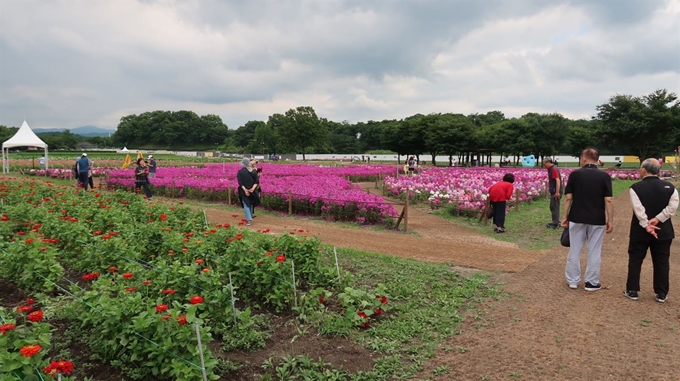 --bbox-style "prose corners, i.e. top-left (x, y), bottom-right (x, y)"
top-left (77, 153), bottom-right (90, 191)
top-left (408, 156), bottom-right (416, 175)
top-left (88, 158), bottom-right (94, 189)
top-left (543, 158), bottom-right (563, 229)
top-left (39, 155), bottom-right (45, 170)
top-left (237, 158), bottom-right (260, 226)
top-left (615, 160), bottom-right (622, 169)
top-left (623, 158), bottom-right (678, 303)
top-left (561, 148), bottom-right (613, 291)
top-left (148, 155), bottom-right (157, 178)
top-left (488, 173), bottom-right (515, 234)
top-left (134, 158), bottom-right (152, 199)
top-left (249, 160), bottom-right (262, 217)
